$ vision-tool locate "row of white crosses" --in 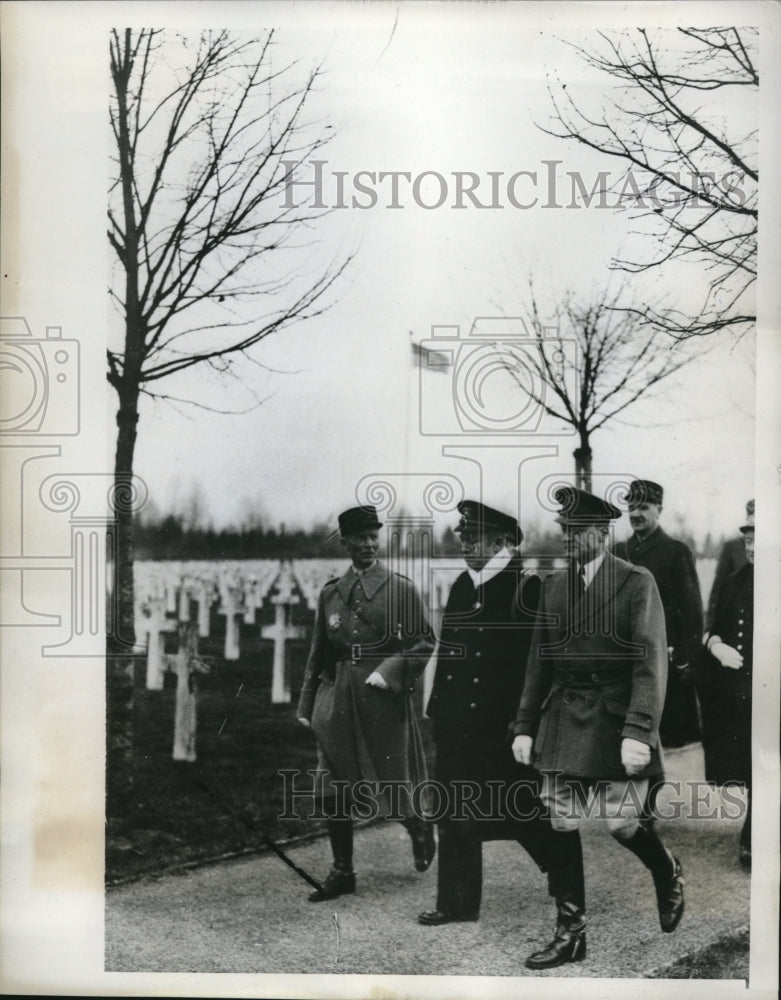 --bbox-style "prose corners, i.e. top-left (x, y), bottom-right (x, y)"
top-left (134, 560), bottom-right (283, 689)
